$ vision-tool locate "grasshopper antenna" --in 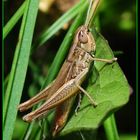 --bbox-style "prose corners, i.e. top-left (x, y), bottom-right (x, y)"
top-left (85, 0), bottom-right (101, 28)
